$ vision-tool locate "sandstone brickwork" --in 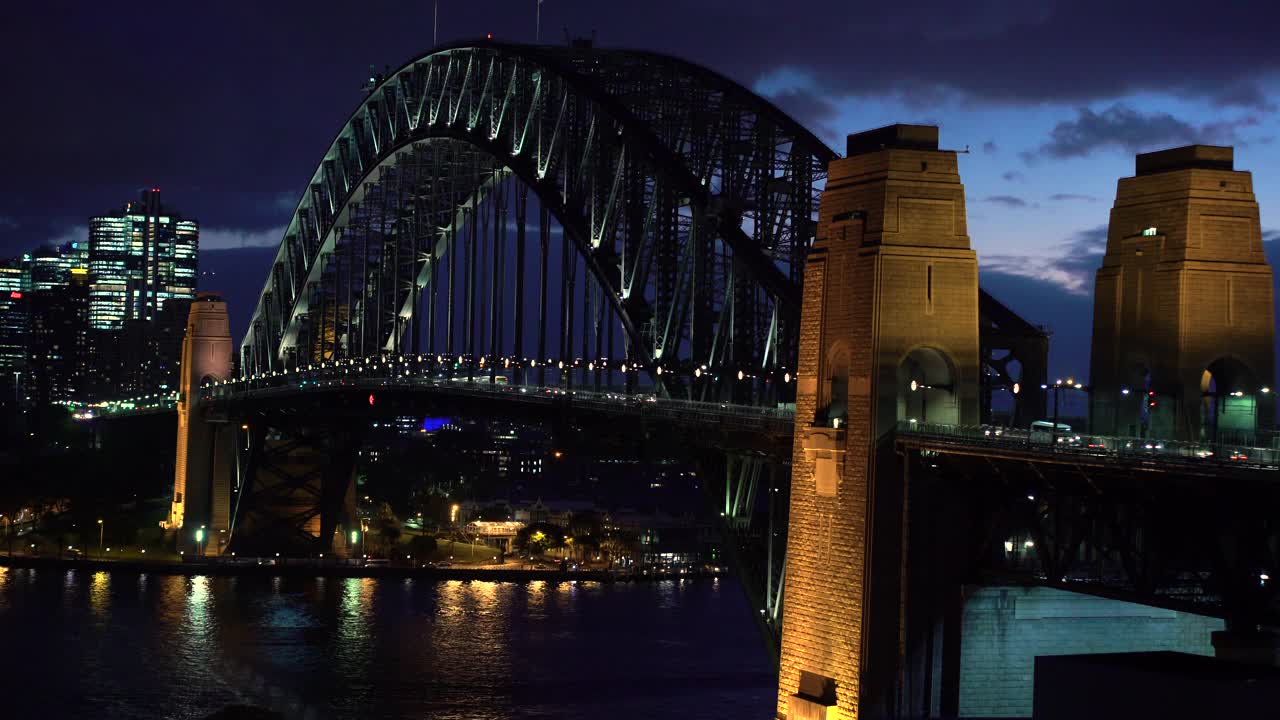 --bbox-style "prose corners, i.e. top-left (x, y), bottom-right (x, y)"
top-left (777, 125), bottom-right (980, 719)
top-left (167, 294), bottom-right (234, 554)
top-left (1089, 145), bottom-right (1275, 439)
